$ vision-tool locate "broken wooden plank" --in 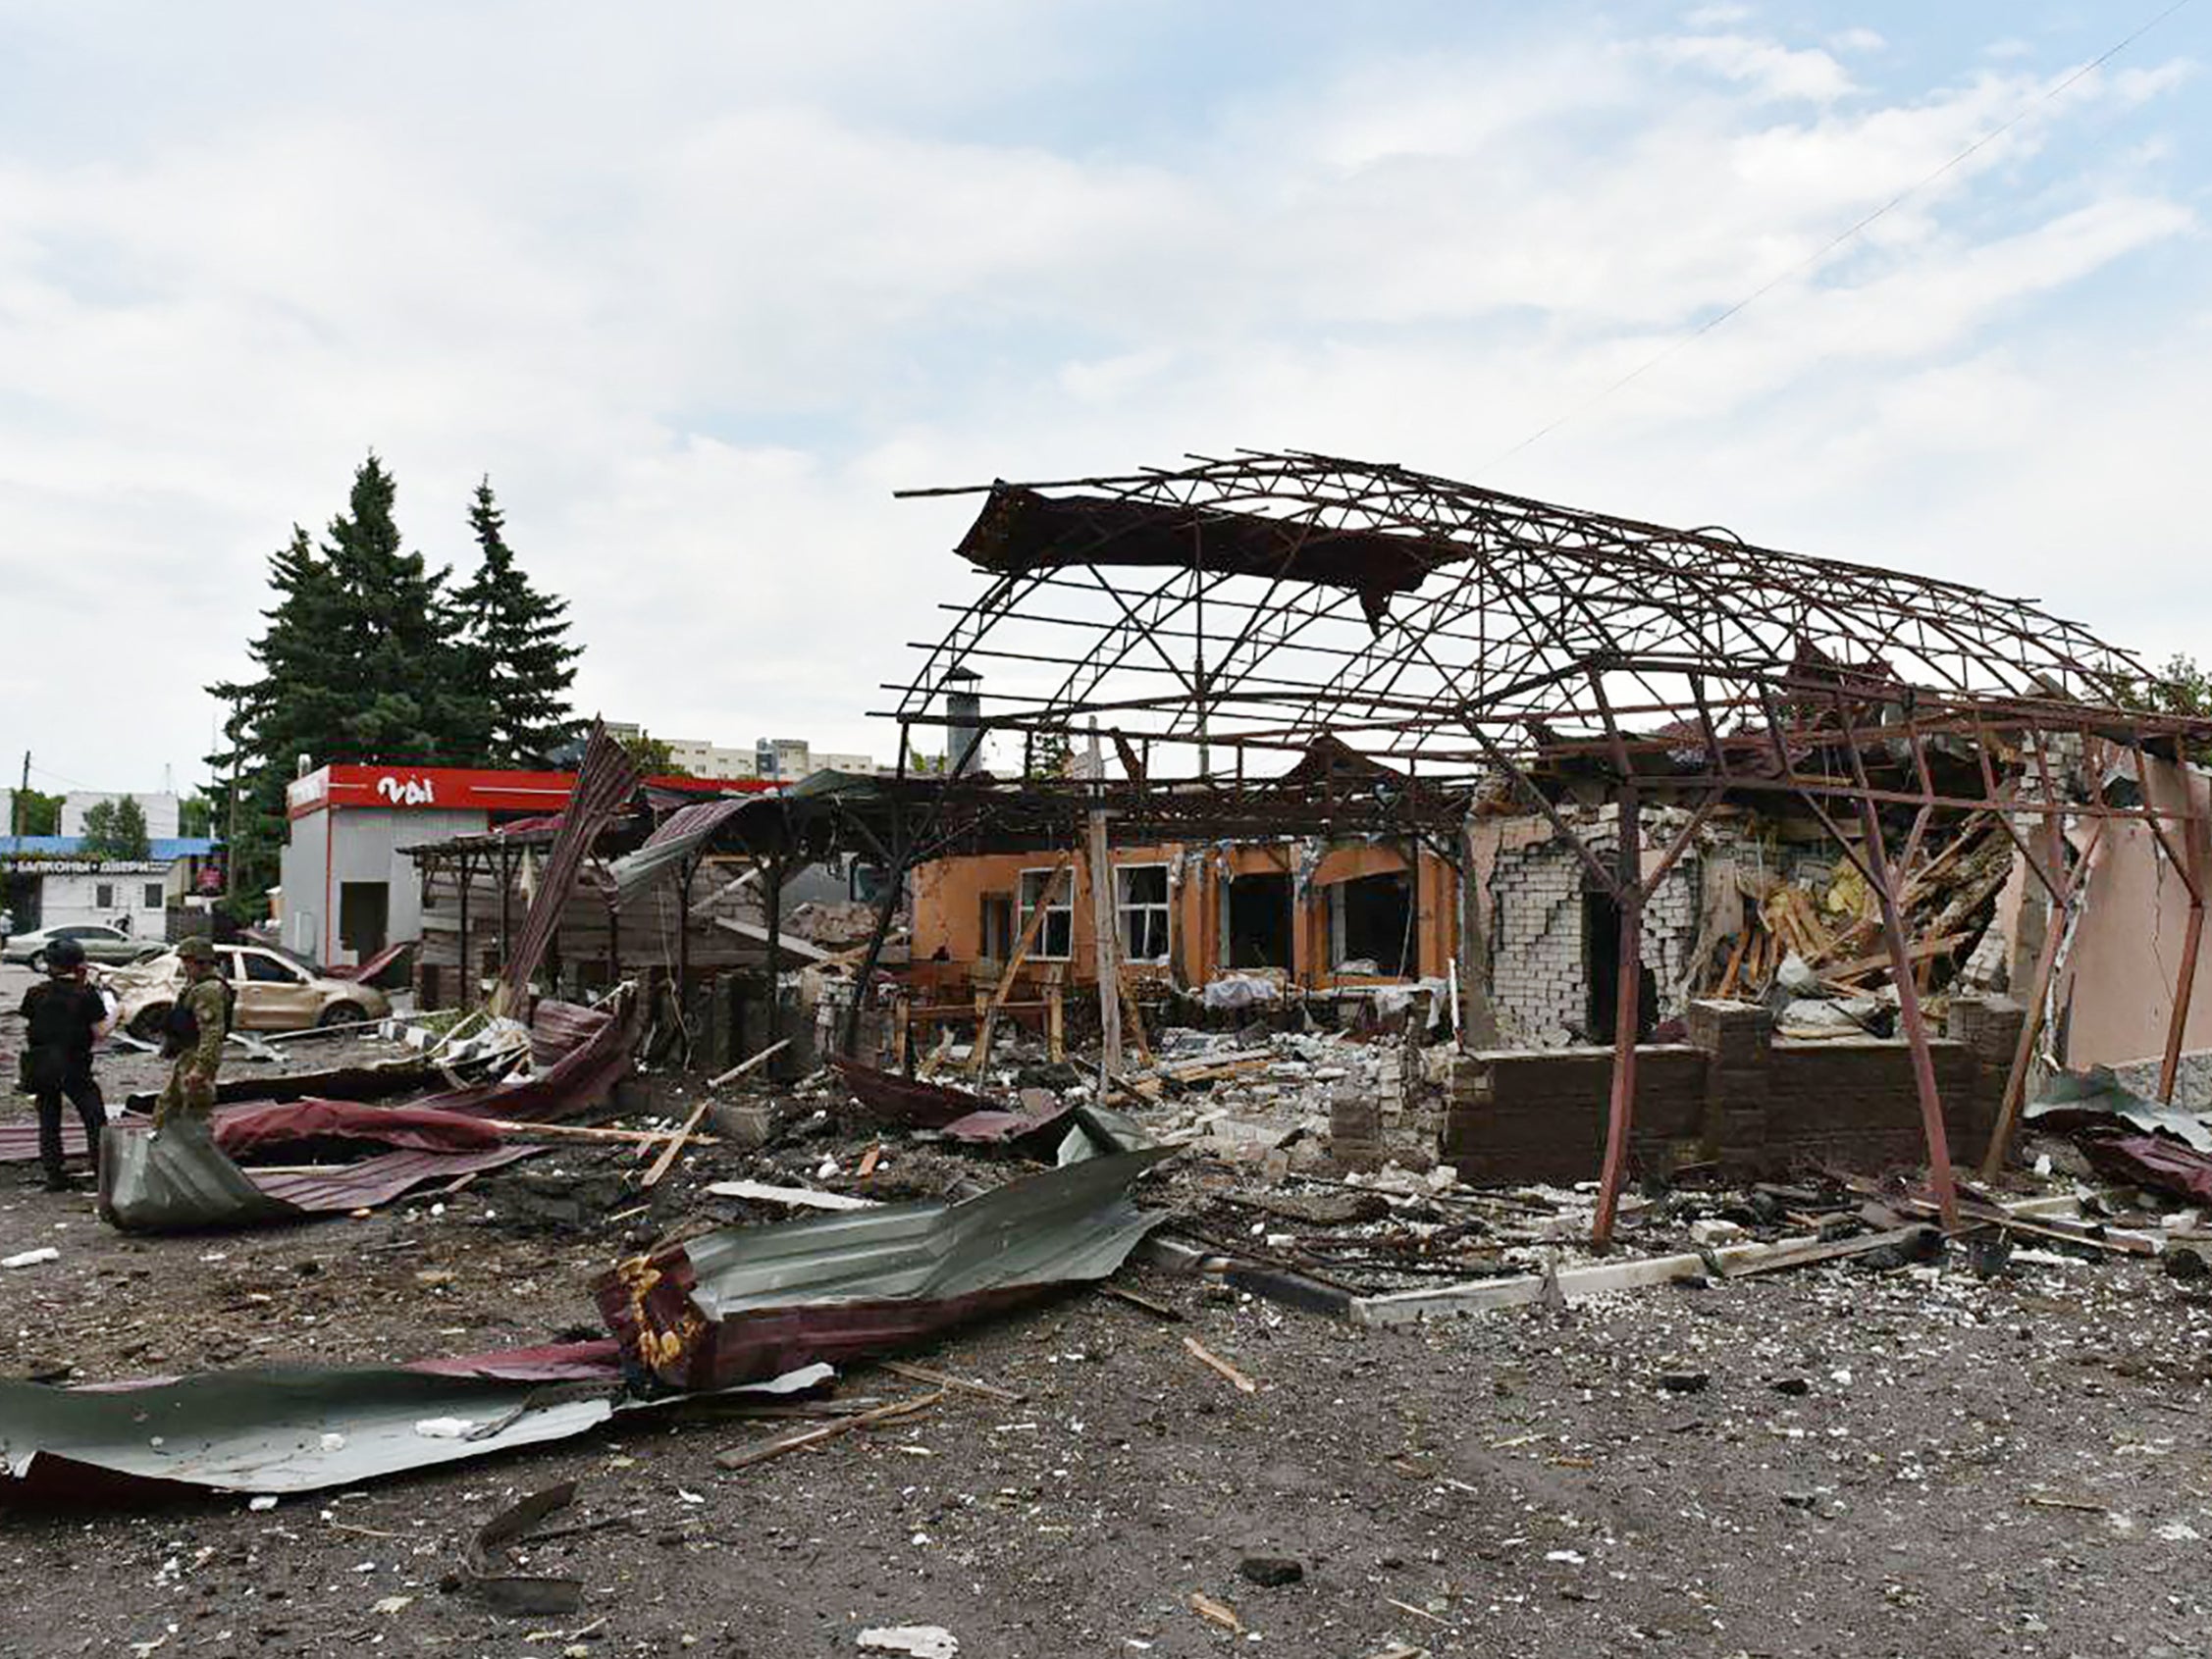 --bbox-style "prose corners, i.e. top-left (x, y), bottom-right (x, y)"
top-left (1188, 1592), bottom-right (1243, 1634)
top-left (1102, 1284), bottom-right (1185, 1322)
top-left (878, 1359), bottom-right (1025, 1404)
top-left (711, 916), bottom-right (833, 962)
top-left (644, 1039), bottom-right (793, 1189)
top-left (1818, 931), bottom-right (1966, 988)
top-left (477, 1118), bottom-right (719, 1147)
top-left (1351, 1235), bottom-right (1823, 1325)
top-left (703, 1179), bottom-right (882, 1213)
top-left (714, 1390), bottom-right (943, 1471)
top-left (971, 859), bottom-right (1070, 1076)
top-left (706, 1036), bottom-right (794, 1092)
top-left (1716, 1225), bottom-right (1934, 1279)
top-left (1183, 1335), bottom-right (1258, 1393)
